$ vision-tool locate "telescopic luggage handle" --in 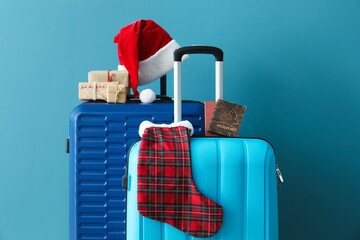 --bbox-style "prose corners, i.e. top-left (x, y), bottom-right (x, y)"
top-left (173, 46), bottom-right (224, 122)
